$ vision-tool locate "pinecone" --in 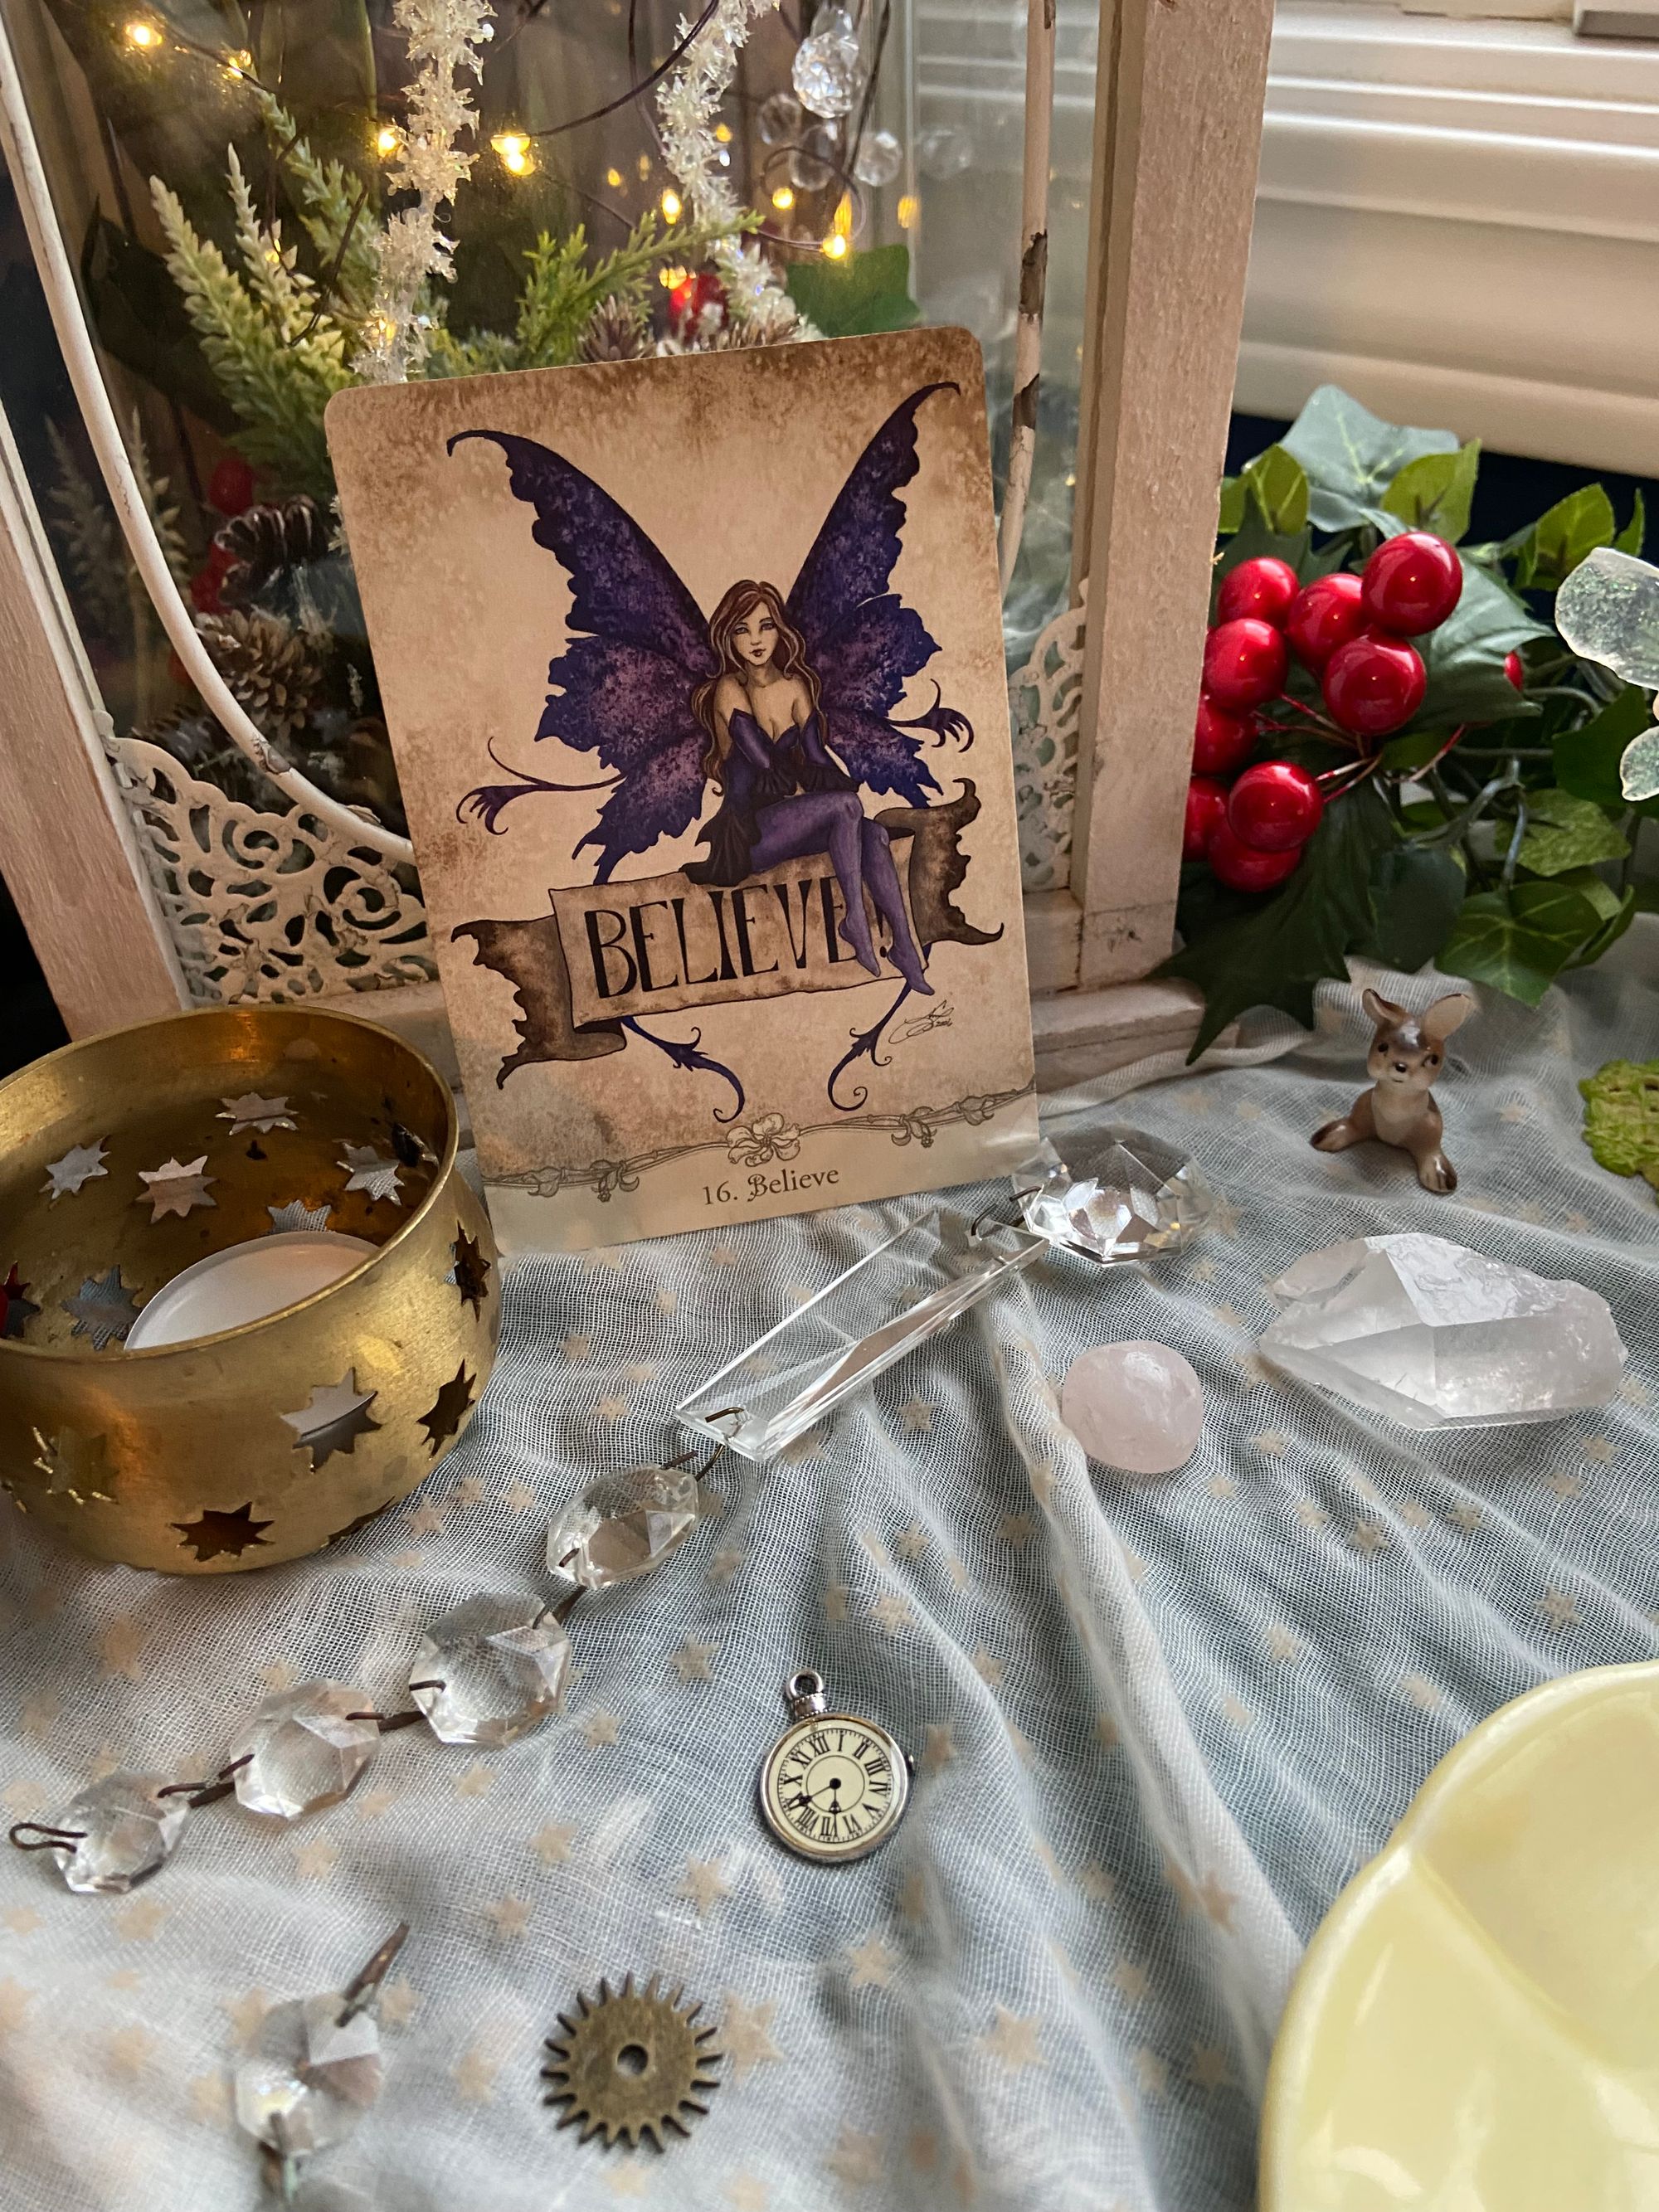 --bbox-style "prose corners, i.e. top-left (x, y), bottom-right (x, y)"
top-left (213, 496), bottom-right (331, 608)
top-left (577, 294), bottom-right (650, 362)
top-left (197, 610), bottom-right (321, 742)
